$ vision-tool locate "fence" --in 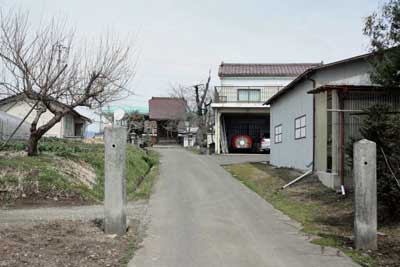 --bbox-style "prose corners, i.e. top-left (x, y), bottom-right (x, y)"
top-left (342, 90), bottom-right (400, 177)
top-left (214, 86), bottom-right (282, 103)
